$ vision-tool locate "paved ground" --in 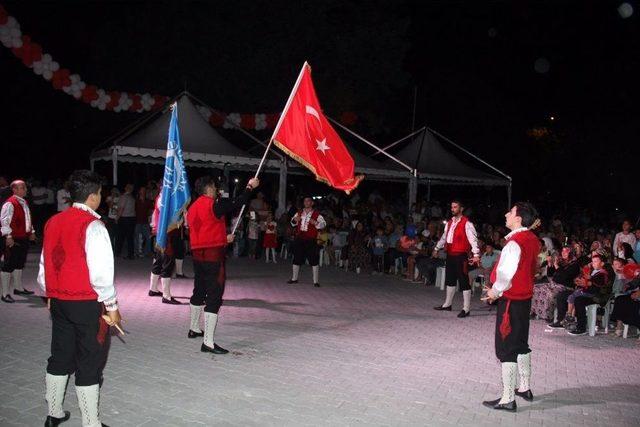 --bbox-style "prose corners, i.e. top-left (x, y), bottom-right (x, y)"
top-left (1, 254), bottom-right (639, 427)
